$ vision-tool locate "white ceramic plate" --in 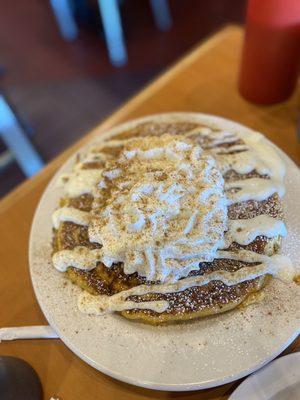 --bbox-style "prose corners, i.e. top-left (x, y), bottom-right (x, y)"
top-left (29, 113), bottom-right (300, 391)
top-left (229, 352), bottom-right (300, 400)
